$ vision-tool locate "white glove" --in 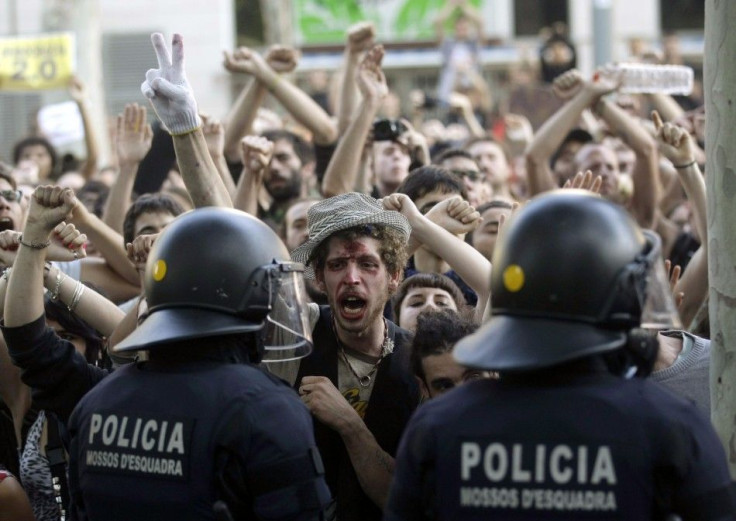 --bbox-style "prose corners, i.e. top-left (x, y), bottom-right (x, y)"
top-left (141, 33), bottom-right (201, 135)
